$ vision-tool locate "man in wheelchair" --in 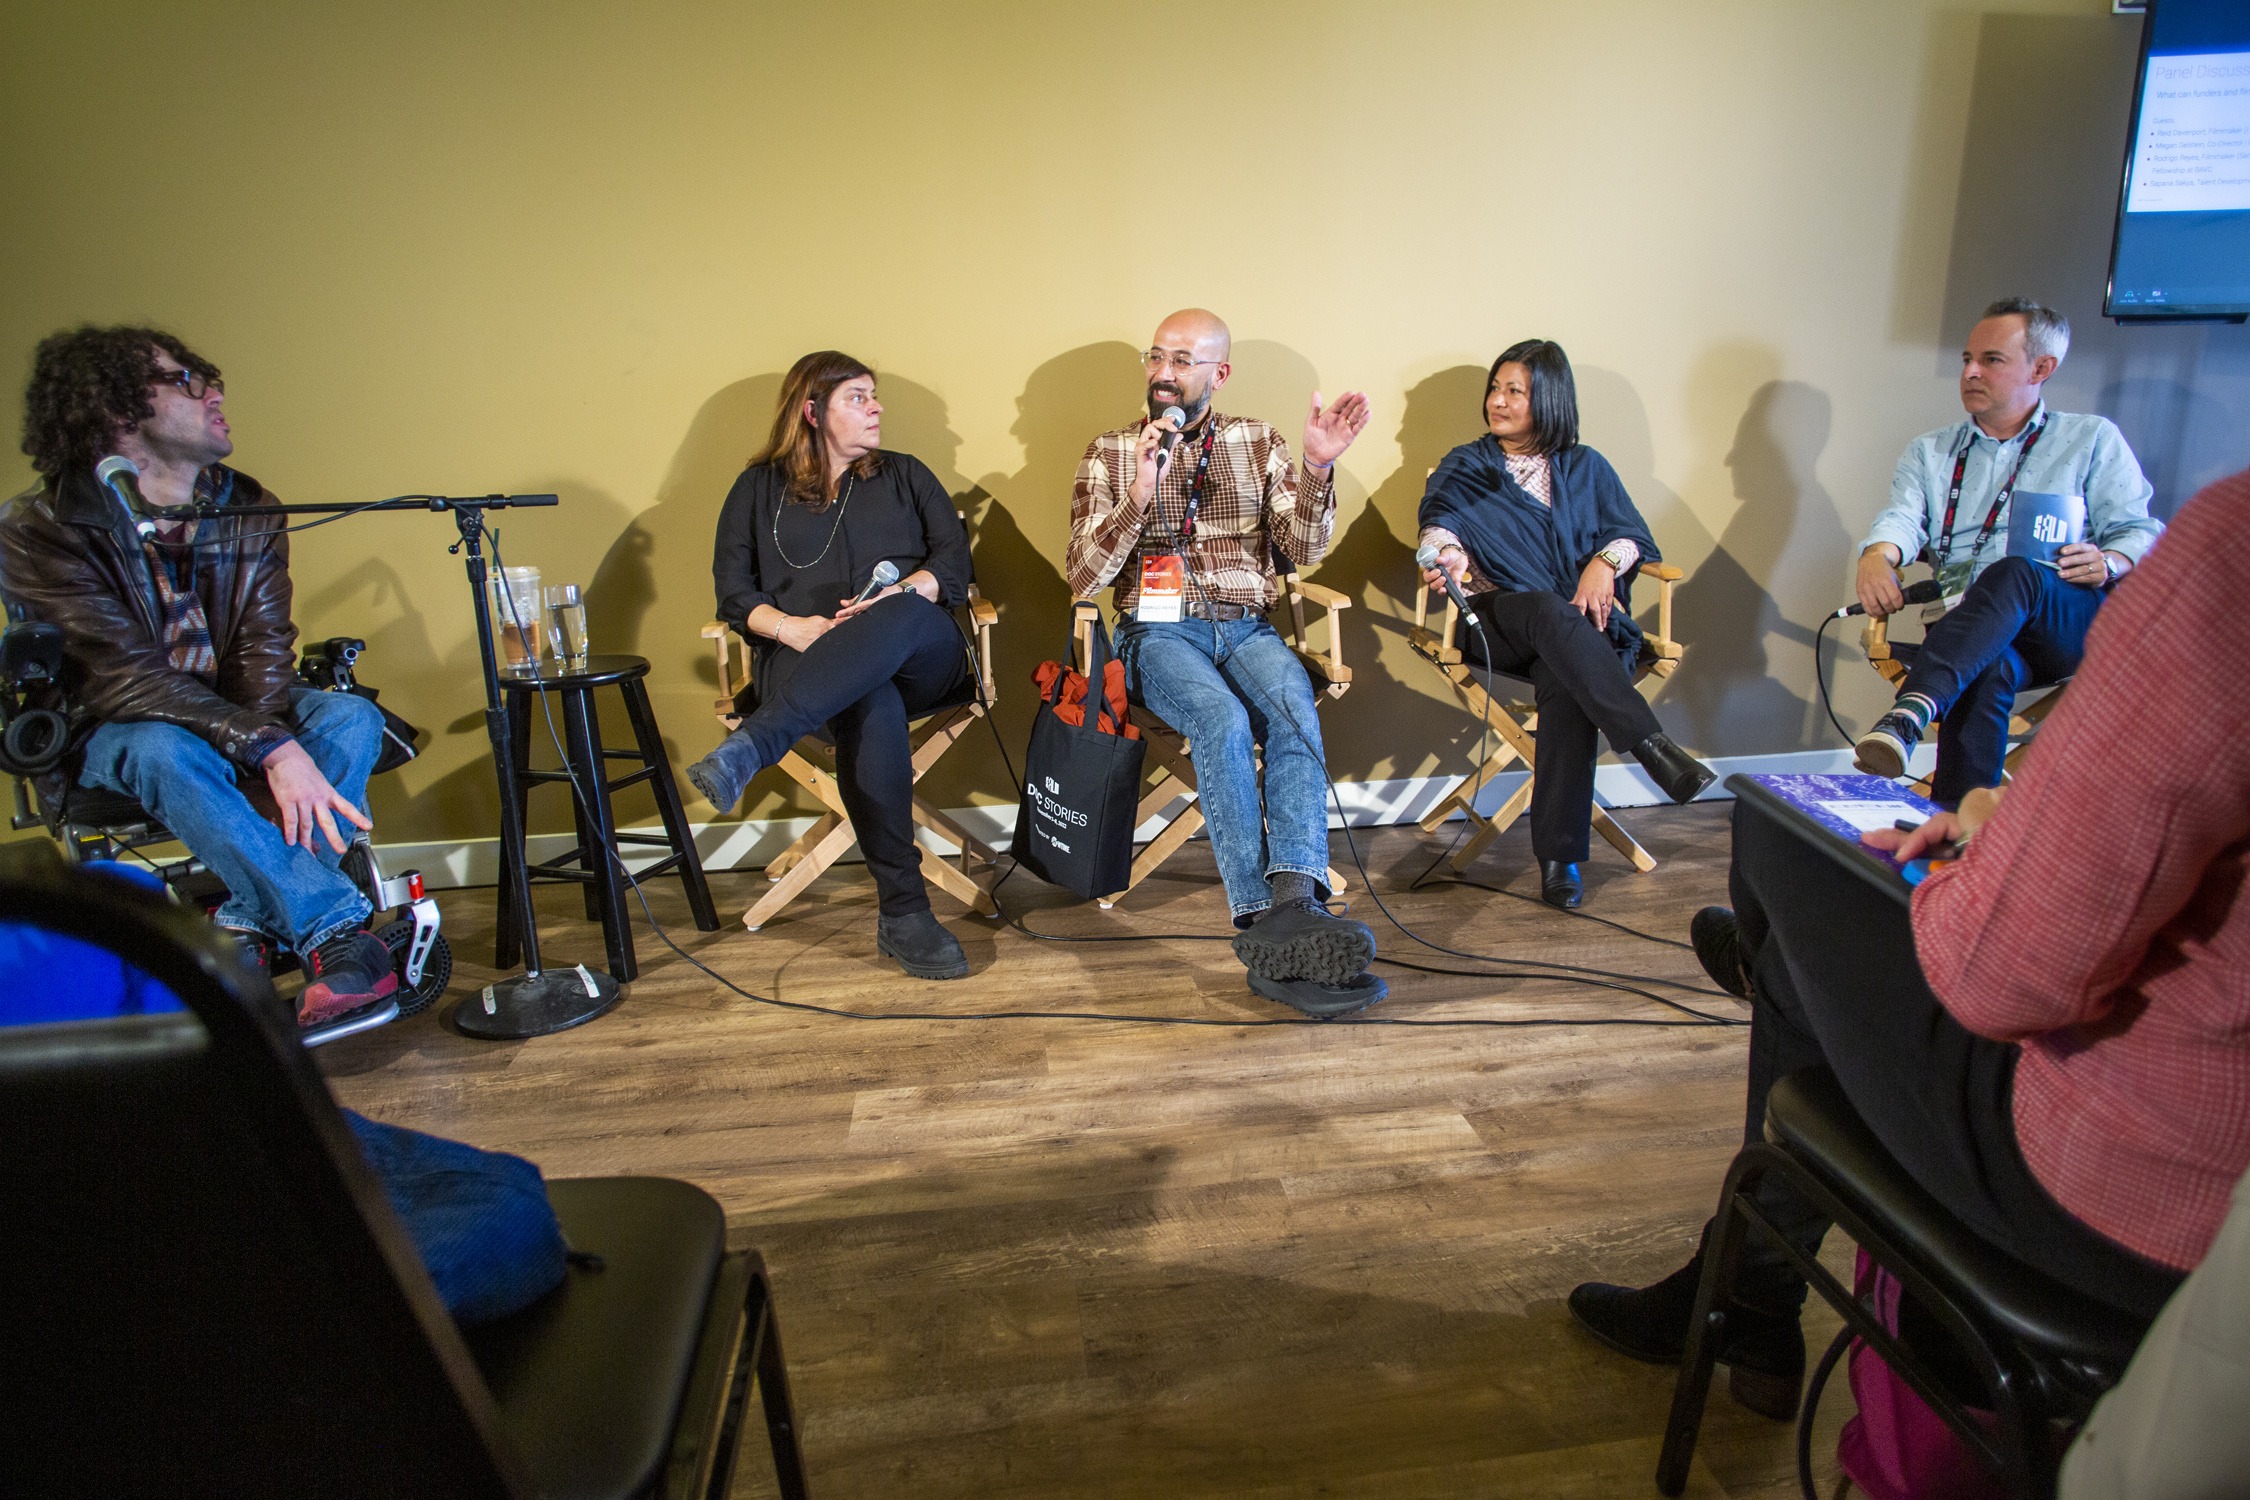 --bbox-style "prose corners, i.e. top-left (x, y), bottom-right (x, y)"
top-left (2, 325), bottom-right (396, 1026)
